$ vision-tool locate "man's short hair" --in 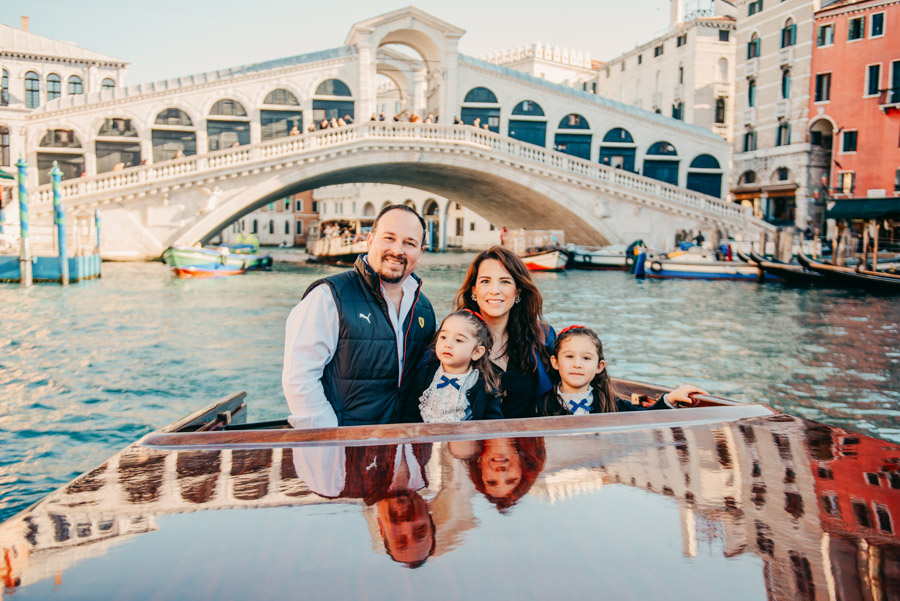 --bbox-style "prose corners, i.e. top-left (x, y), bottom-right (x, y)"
top-left (372, 204), bottom-right (427, 246)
